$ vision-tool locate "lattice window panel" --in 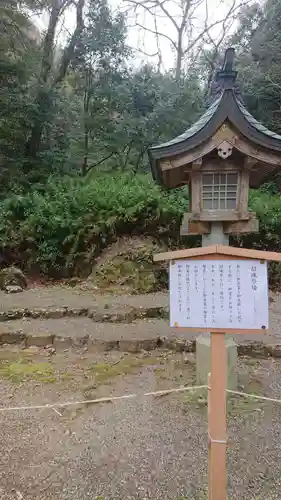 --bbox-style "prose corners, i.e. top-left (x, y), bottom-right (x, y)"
top-left (202, 173), bottom-right (238, 210)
